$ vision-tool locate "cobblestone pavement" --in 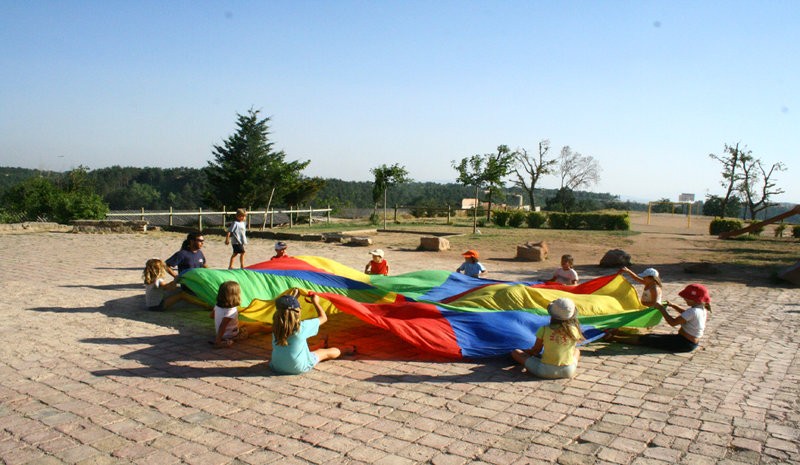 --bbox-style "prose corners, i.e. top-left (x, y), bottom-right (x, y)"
top-left (0, 232), bottom-right (798, 464)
